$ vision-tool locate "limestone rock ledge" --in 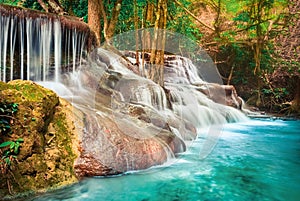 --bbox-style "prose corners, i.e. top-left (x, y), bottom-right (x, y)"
top-left (0, 80), bottom-right (189, 200)
top-left (0, 80), bottom-right (79, 200)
